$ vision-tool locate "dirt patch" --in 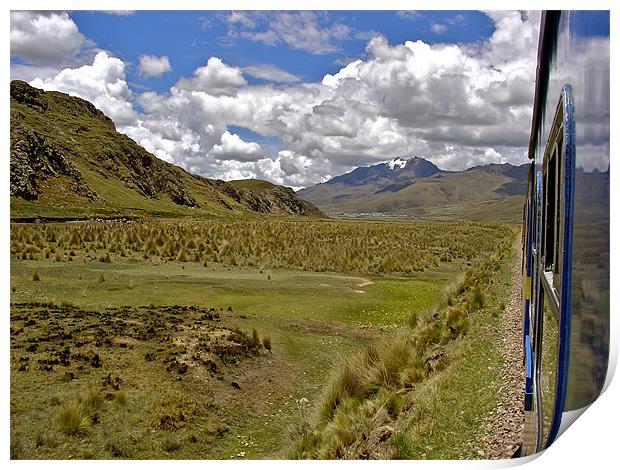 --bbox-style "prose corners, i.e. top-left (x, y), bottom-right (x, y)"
top-left (10, 302), bottom-right (287, 458)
